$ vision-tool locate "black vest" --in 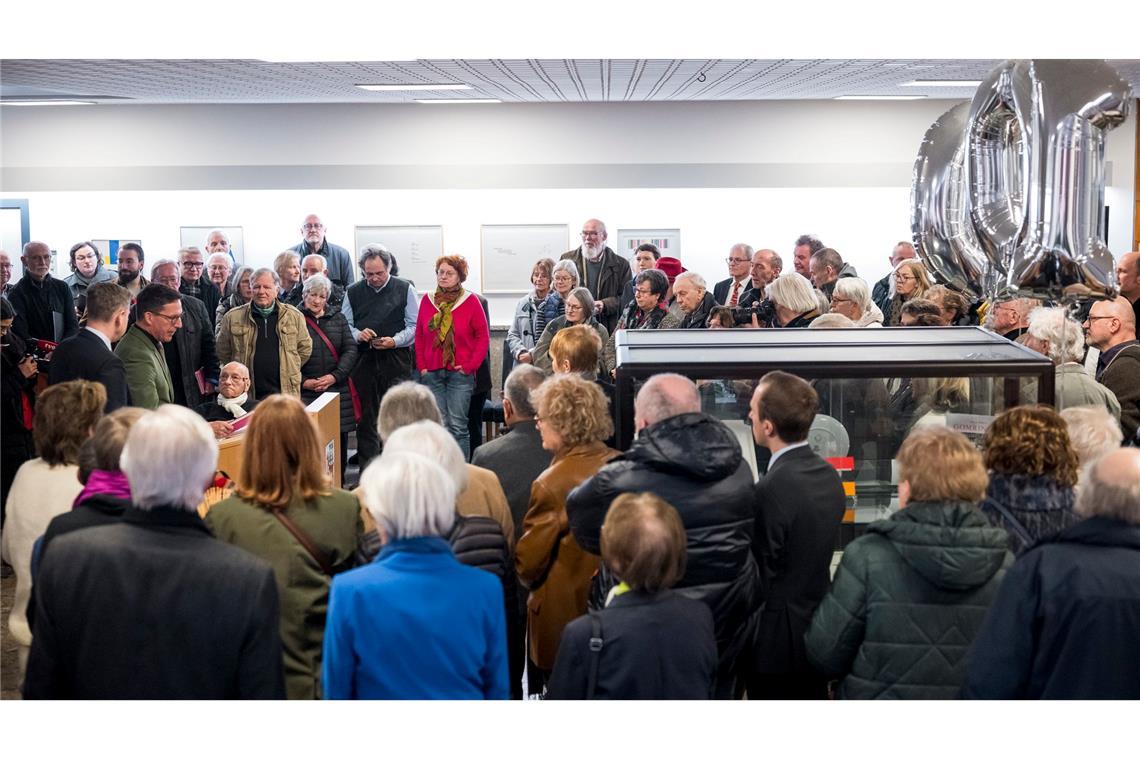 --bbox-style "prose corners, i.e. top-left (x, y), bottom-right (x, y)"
top-left (347, 277), bottom-right (412, 339)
